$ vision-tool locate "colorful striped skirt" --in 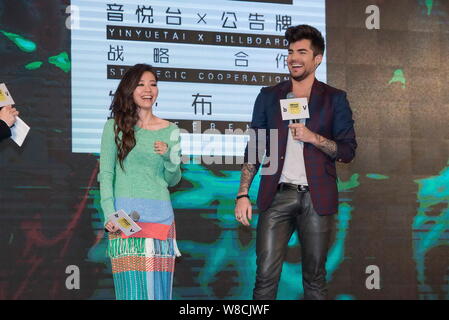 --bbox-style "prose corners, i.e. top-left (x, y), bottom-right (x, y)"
top-left (108, 224), bottom-right (181, 300)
